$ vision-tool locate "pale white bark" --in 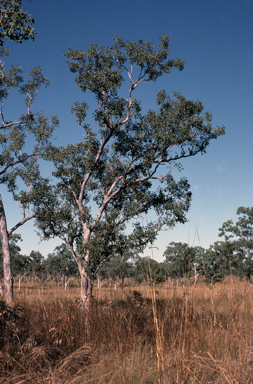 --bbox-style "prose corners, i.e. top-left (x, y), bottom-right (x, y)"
top-left (112, 276), bottom-right (117, 291)
top-left (78, 263), bottom-right (94, 305)
top-left (17, 272), bottom-right (27, 291)
top-left (0, 194), bottom-right (13, 306)
top-left (0, 278), bottom-right (3, 296)
top-left (97, 276), bottom-right (101, 288)
top-left (192, 263), bottom-right (199, 288)
top-left (64, 276), bottom-right (74, 290)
